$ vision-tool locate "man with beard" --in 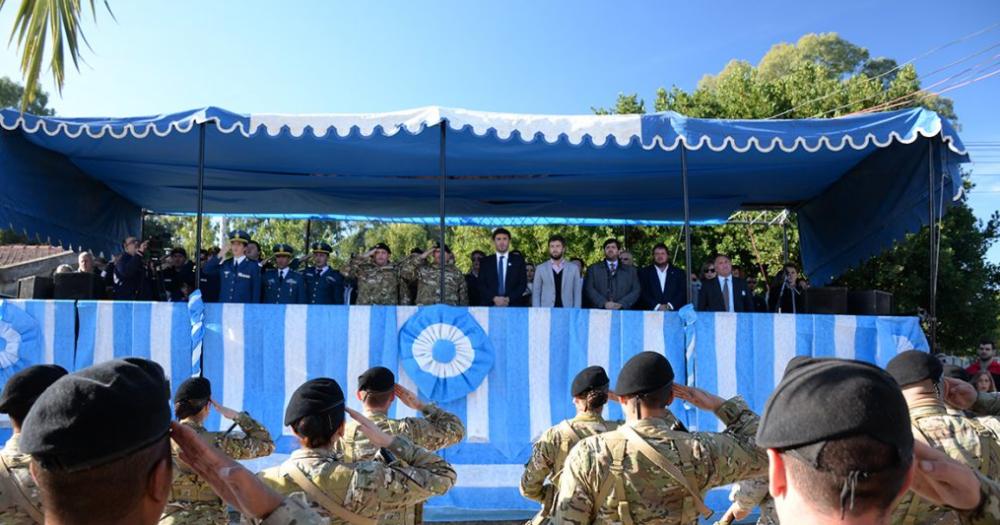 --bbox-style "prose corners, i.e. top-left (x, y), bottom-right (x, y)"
top-left (532, 235), bottom-right (582, 308)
